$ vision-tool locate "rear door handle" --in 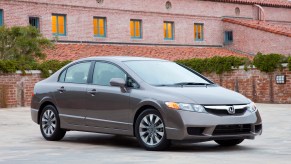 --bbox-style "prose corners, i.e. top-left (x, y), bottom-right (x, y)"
top-left (88, 89), bottom-right (97, 96)
top-left (57, 86), bottom-right (66, 93)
